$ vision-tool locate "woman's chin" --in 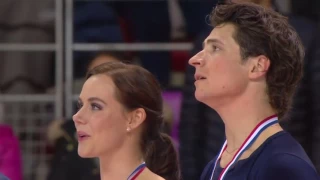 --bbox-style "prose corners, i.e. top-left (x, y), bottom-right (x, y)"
top-left (78, 147), bottom-right (95, 158)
